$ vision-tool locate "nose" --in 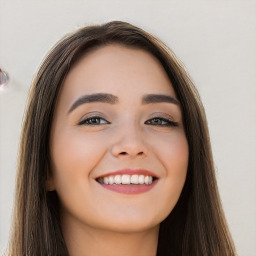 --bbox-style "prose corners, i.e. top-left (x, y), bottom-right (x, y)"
top-left (110, 123), bottom-right (148, 158)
